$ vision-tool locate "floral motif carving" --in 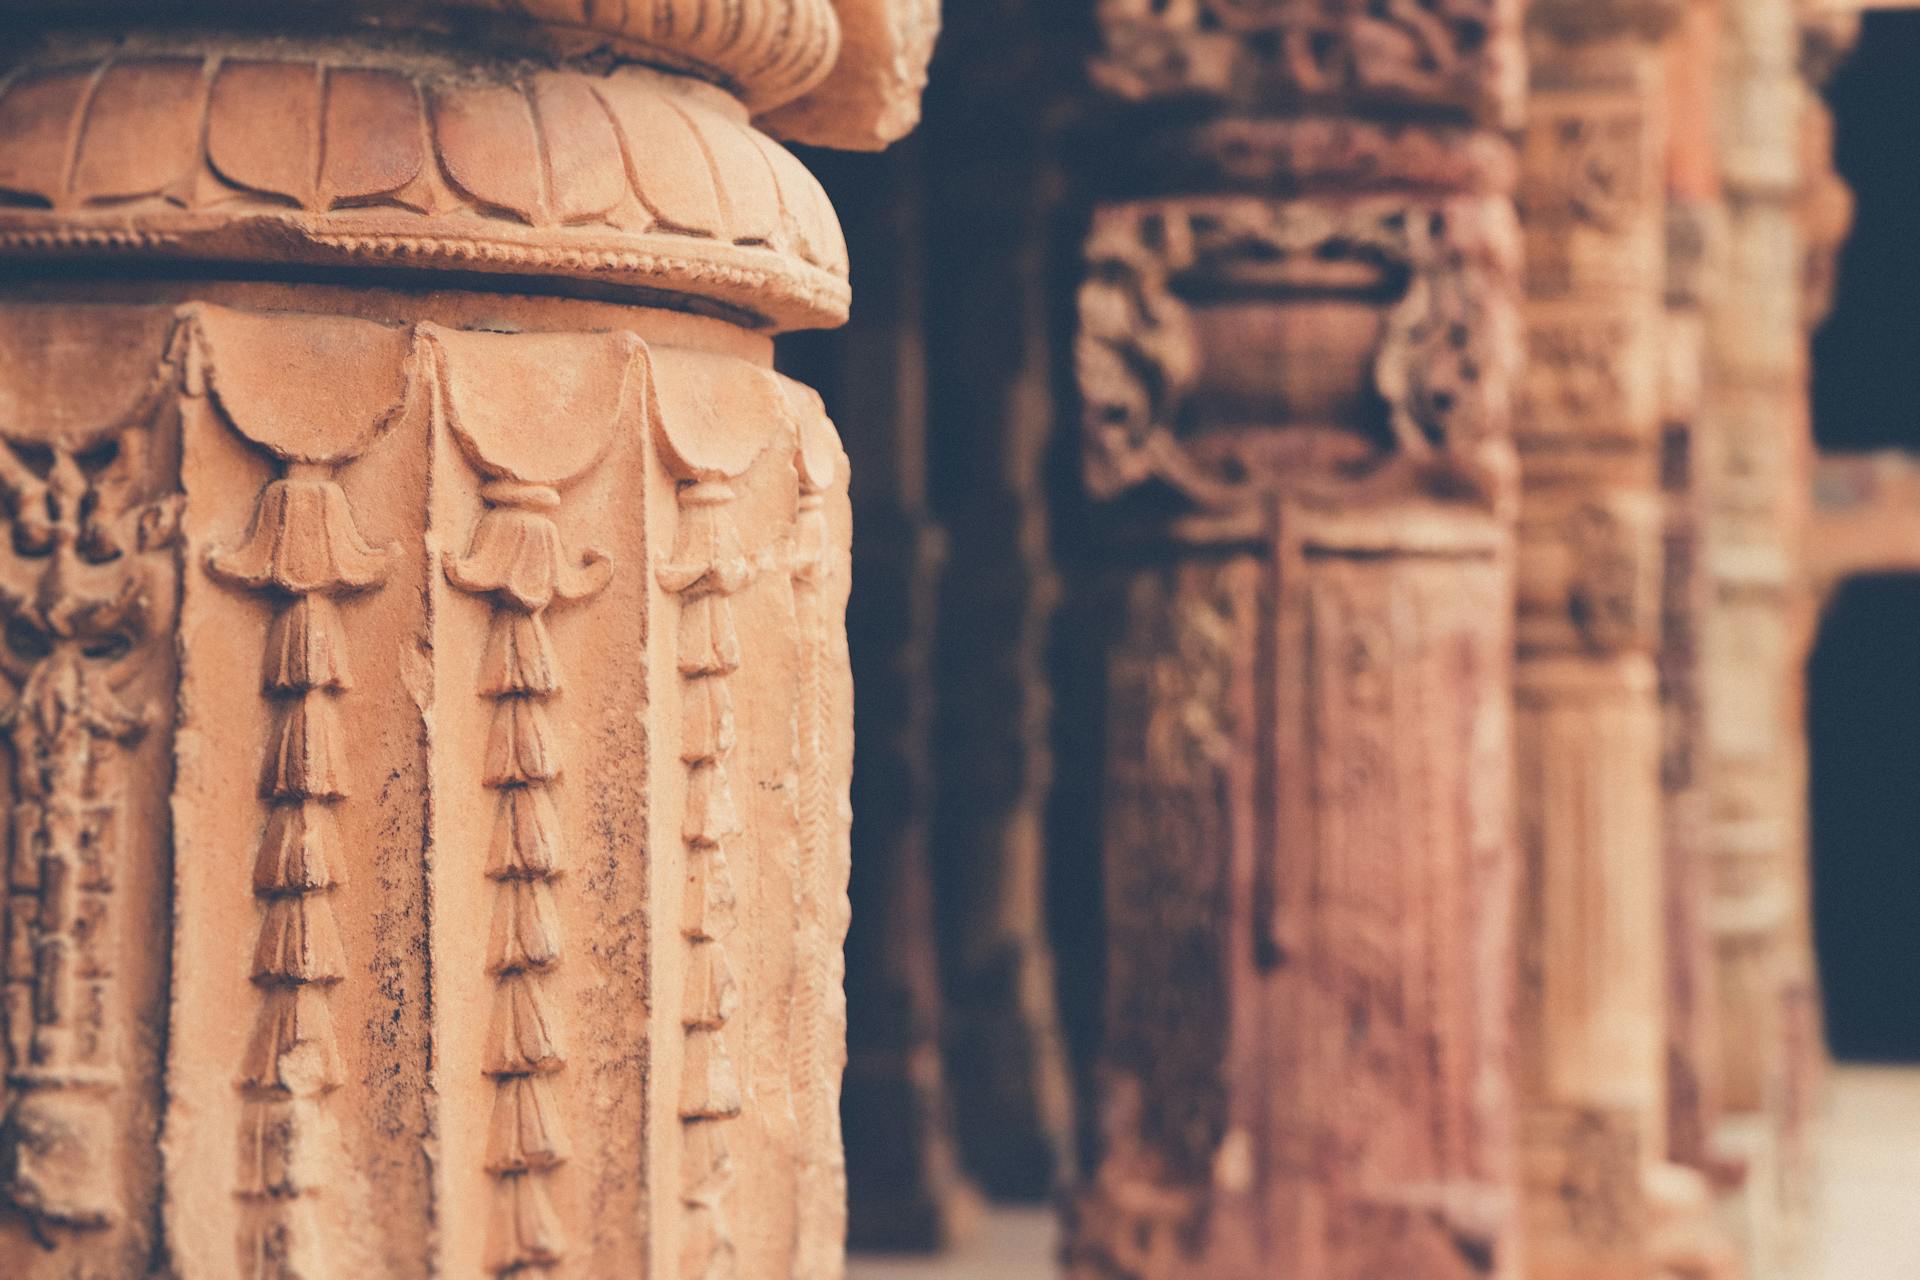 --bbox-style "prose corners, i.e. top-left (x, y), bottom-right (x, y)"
top-left (209, 437), bottom-right (396, 1278)
top-left (660, 476), bottom-right (755, 1280)
top-left (0, 57), bottom-right (848, 330)
top-left (0, 420), bottom-right (180, 1233)
top-left (1093, 0), bottom-right (1519, 122)
top-left (445, 478), bottom-right (611, 1275)
top-left (1077, 196), bottom-right (1519, 508)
